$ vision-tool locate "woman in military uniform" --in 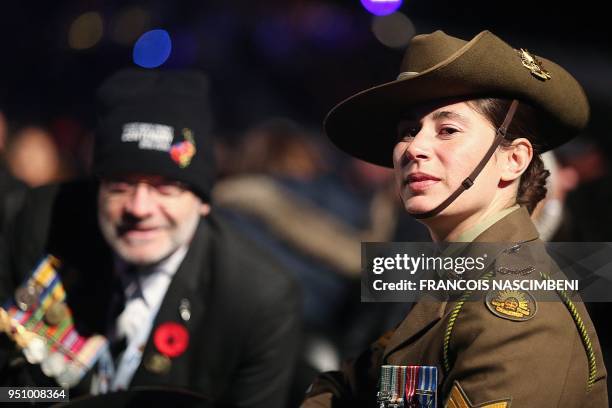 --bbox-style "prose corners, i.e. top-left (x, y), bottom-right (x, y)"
top-left (302, 30), bottom-right (608, 407)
